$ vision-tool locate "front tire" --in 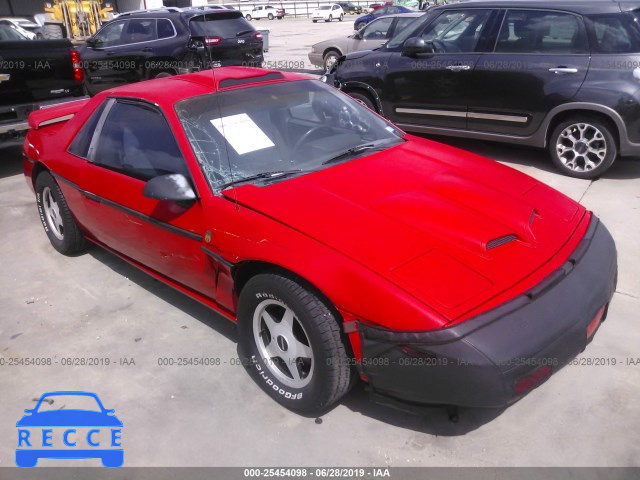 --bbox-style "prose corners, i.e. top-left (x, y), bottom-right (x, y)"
top-left (313, 19), bottom-right (318, 23)
top-left (323, 50), bottom-right (340, 71)
top-left (35, 172), bottom-right (87, 255)
top-left (339, 14), bottom-right (344, 21)
top-left (237, 273), bottom-right (353, 413)
top-left (246, 14), bottom-right (252, 21)
top-left (348, 91), bottom-right (377, 112)
top-left (327, 15), bottom-right (332, 22)
top-left (549, 117), bottom-right (617, 179)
